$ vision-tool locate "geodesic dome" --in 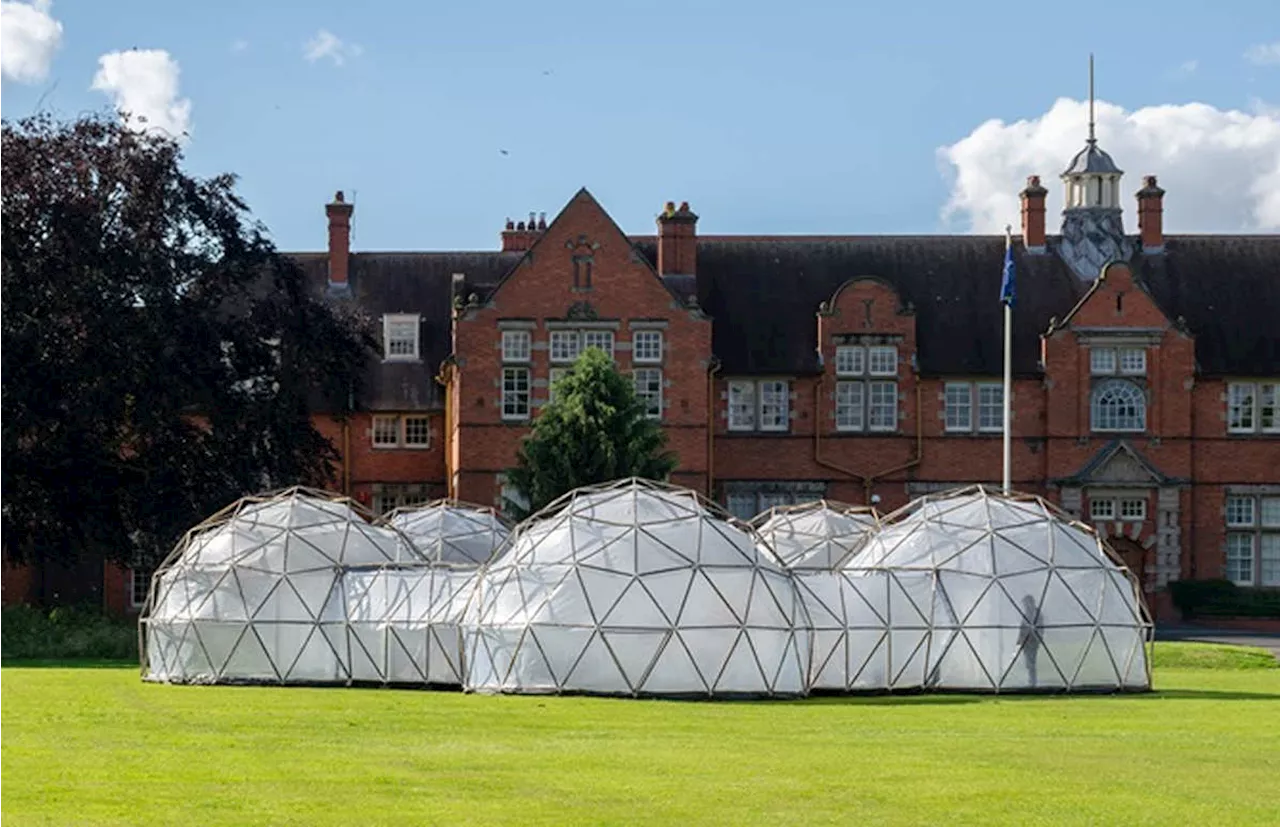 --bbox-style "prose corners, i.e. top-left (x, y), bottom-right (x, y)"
top-left (463, 478), bottom-right (810, 698)
top-left (753, 501), bottom-right (880, 570)
top-left (141, 486), bottom-right (463, 686)
top-left (379, 500), bottom-right (511, 566)
top-left (817, 486), bottom-right (1152, 693)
